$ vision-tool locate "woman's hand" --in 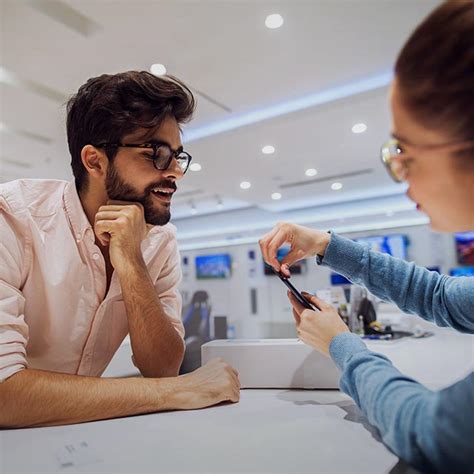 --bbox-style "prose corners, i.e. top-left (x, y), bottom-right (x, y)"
top-left (259, 222), bottom-right (331, 277)
top-left (288, 291), bottom-right (350, 356)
